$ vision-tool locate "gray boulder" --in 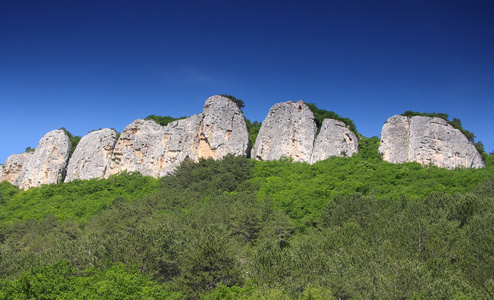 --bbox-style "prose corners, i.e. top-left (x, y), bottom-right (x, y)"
top-left (252, 101), bottom-right (317, 163)
top-left (65, 128), bottom-right (117, 182)
top-left (379, 115), bottom-right (484, 169)
top-left (109, 95), bottom-right (250, 177)
top-left (311, 119), bottom-right (358, 163)
top-left (108, 119), bottom-right (165, 178)
top-left (19, 130), bottom-right (71, 189)
top-left (0, 152), bottom-right (34, 186)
